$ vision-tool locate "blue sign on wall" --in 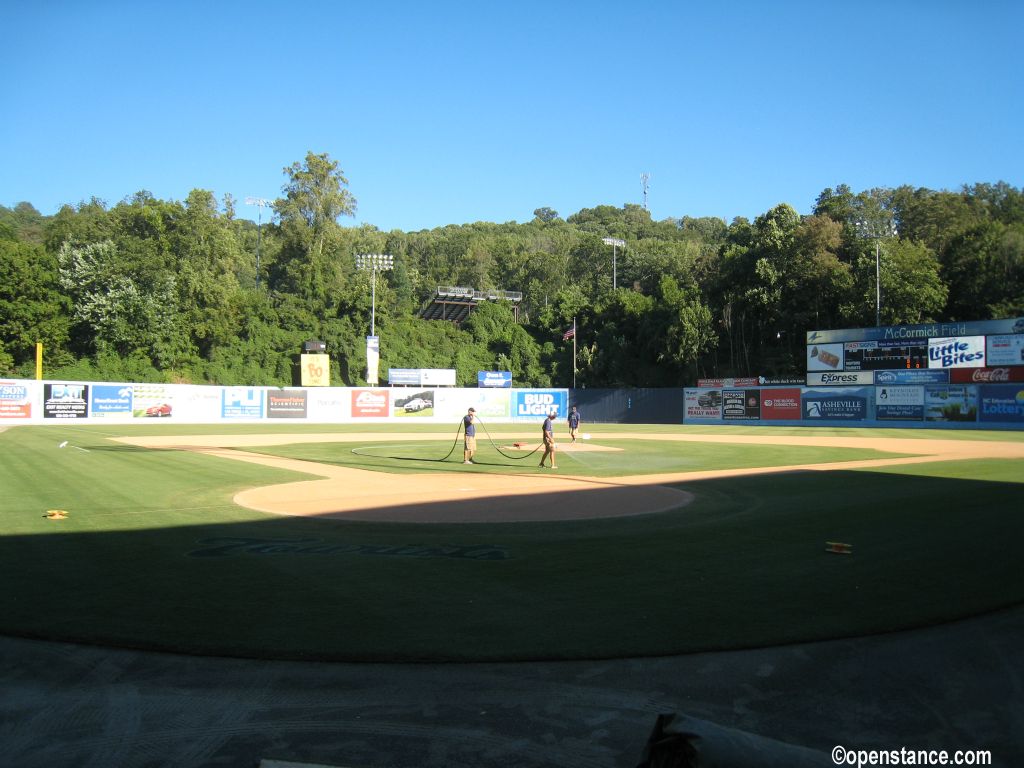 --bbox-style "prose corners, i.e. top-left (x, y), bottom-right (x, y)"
top-left (874, 369), bottom-right (949, 386)
top-left (221, 387), bottom-right (264, 419)
top-left (90, 384), bottom-right (133, 416)
top-left (802, 388), bottom-right (869, 421)
top-left (979, 384), bottom-right (1024, 423)
top-left (512, 390), bottom-right (568, 419)
top-left (478, 371), bottom-right (512, 388)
